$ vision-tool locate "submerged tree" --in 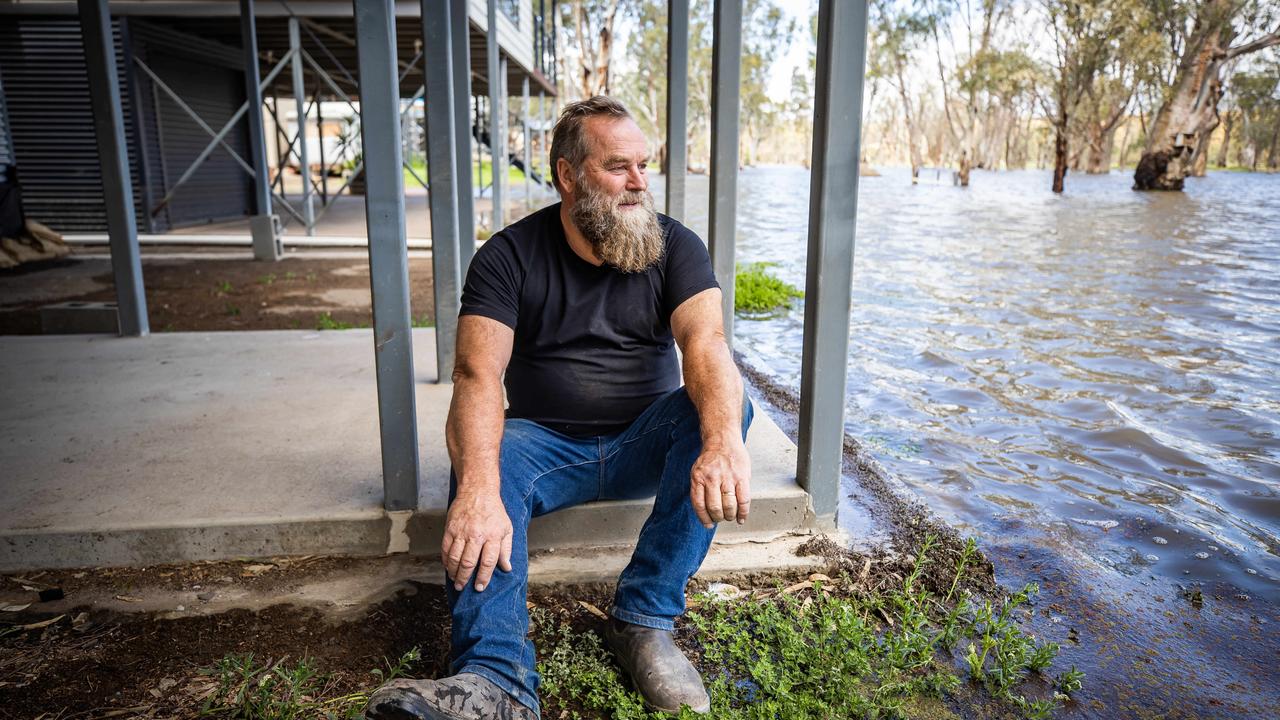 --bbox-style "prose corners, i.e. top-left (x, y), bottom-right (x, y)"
top-left (1039, 0), bottom-right (1161, 191)
top-left (1132, 0), bottom-right (1280, 190)
top-left (873, 0), bottom-right (937, 180)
